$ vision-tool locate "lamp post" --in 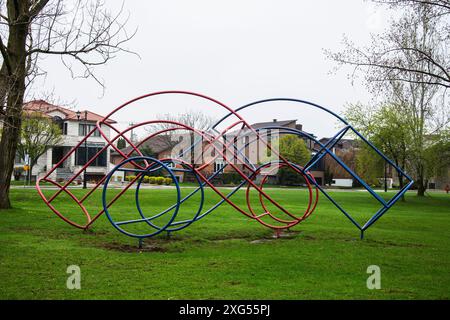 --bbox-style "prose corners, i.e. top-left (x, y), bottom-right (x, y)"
top-left (76, 110), bottom-right (88, 189)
